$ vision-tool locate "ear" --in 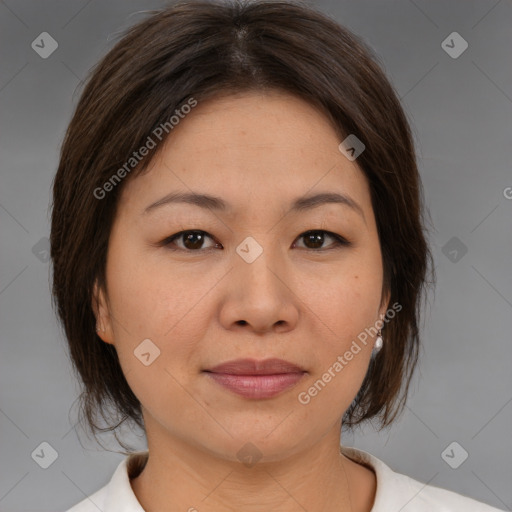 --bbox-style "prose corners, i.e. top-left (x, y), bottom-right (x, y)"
top-left (92, 279), bottom-right (115, 345)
